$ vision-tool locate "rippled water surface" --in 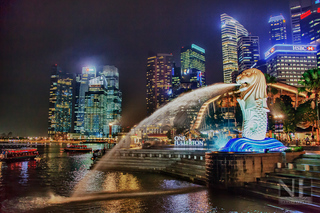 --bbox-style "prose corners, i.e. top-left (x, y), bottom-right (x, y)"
top-left (0, 143), bottom-right (296, 212)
